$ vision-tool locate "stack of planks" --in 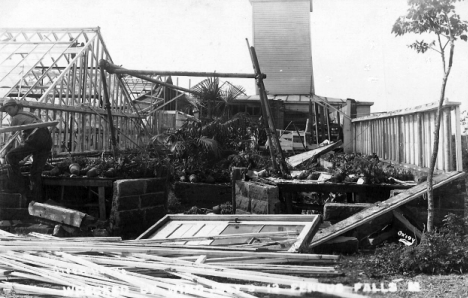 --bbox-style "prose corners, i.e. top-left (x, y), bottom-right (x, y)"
top-left (0, 232), bottom-right (368, 298)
